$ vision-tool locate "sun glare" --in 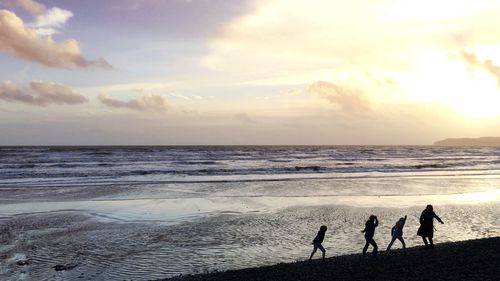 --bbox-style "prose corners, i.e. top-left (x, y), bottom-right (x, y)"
top-left (456, 189), bottom-right (500, 203)
top-left (452, 73), bottom-right (500, 118)
top-left (402, 53), bottom-right (500, 118)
